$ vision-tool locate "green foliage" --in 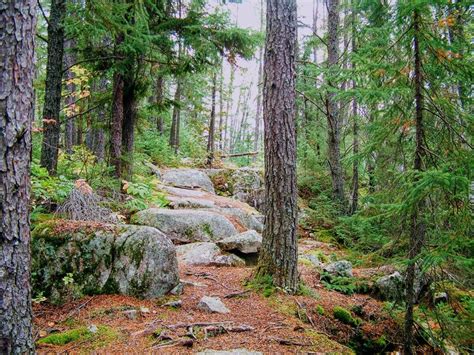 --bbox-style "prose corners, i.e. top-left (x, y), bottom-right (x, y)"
top-left (123, 180), bottom-right (168, 213)
top-left (333, 306), bottom-right (362, 327)
top-left (321, 272), bottom-right (370, 296)
top-left (37, 325), bottom-right (118, 347)
top-left (245, 274), bottom-right (276, 298)
top-left (316, 305), bottom-right (325, 316)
